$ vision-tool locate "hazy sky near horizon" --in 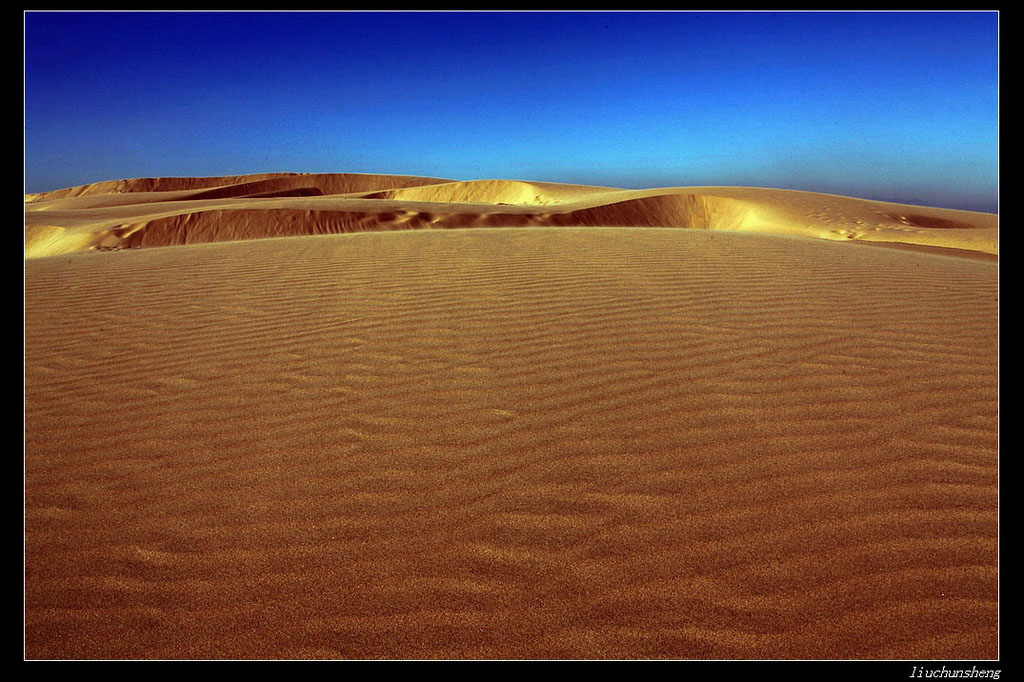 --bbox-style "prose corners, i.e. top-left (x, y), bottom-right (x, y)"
top-left (25, 10), bottom-right (999, 211)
